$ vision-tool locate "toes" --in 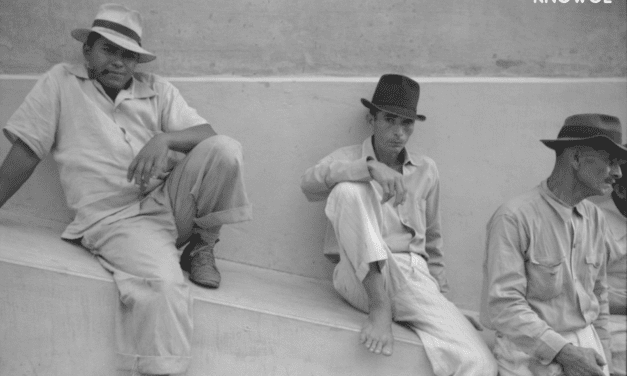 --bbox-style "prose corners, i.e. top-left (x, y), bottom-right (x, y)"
top-left (374, 340), bottom-right (383, 354)
top-left (382, 341), bottom-right (393, 356)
